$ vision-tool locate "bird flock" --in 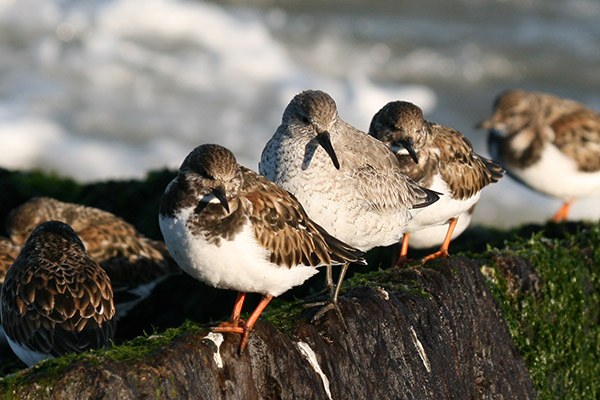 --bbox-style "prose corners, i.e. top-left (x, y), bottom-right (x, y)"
top-left (1, 88), bottom-right (600, 367)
